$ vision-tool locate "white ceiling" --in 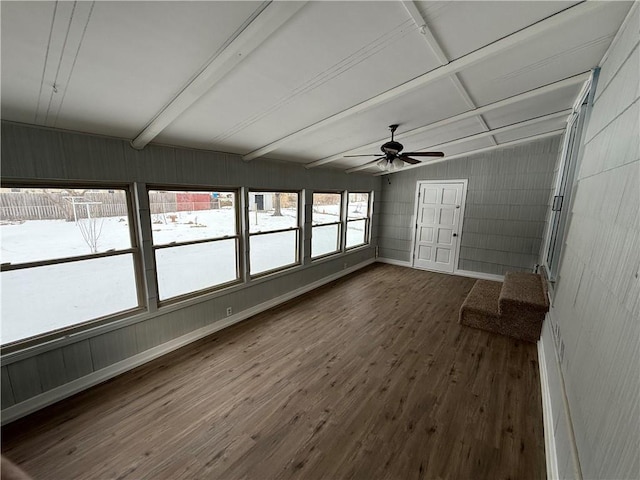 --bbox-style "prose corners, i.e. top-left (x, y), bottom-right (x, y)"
top-left (1, 1), bottom-right (633, 174)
